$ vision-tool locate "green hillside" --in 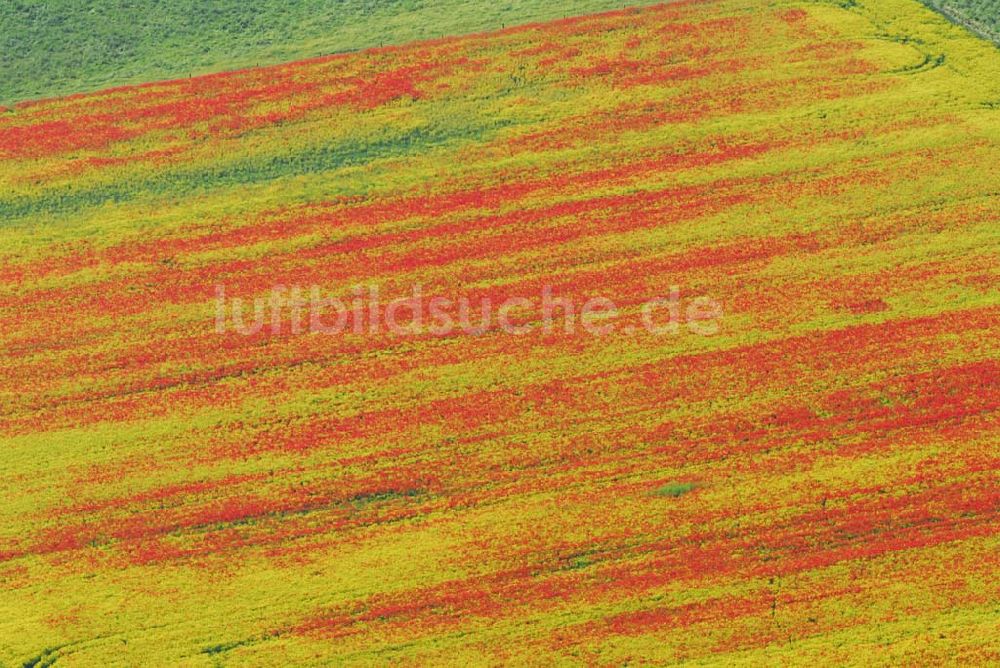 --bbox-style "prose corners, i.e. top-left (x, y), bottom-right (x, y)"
top-left (0, 0), bottom-right (665, 106)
